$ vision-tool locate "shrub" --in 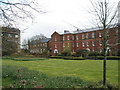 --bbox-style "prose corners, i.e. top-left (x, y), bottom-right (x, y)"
top-left (89, 51), bottom-right (100, 56)
top-left (62, 47), bottom-right (71, 56)
top-left (76, 49), bottom-right (88, 58)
